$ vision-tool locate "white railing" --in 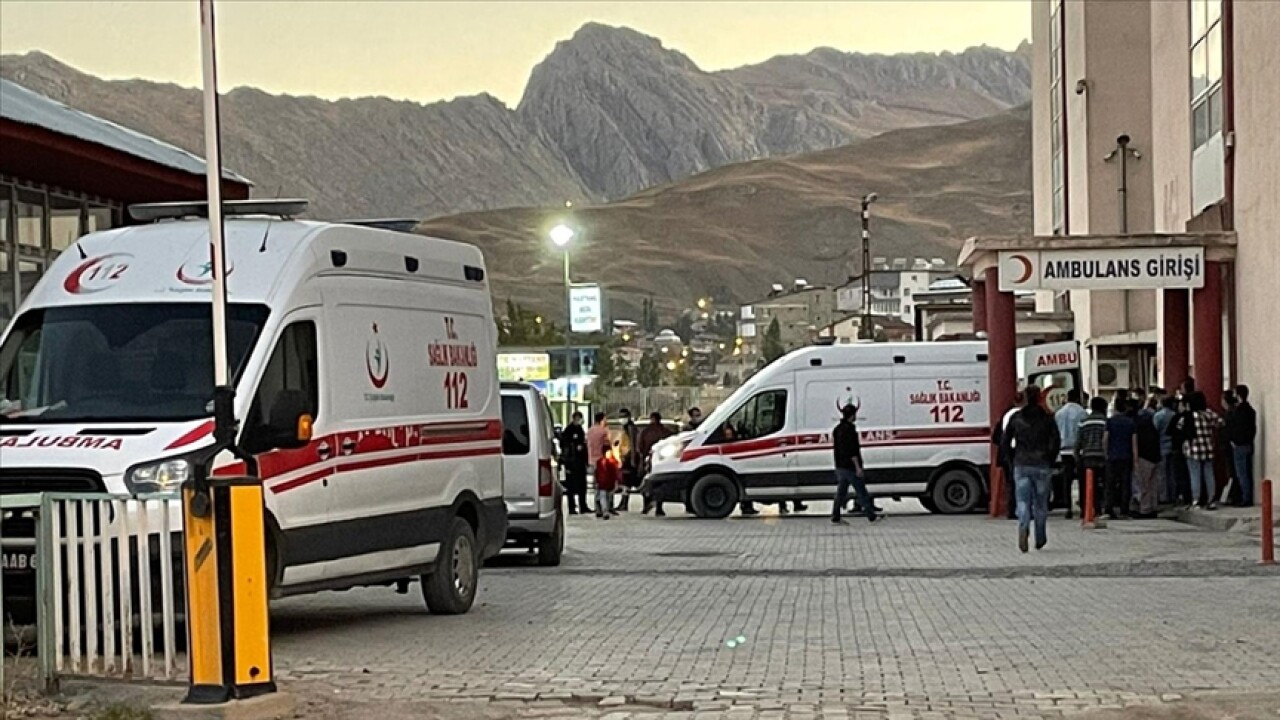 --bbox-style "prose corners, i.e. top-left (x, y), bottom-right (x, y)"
top-left (1, 493), bottom-right (186, 689)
